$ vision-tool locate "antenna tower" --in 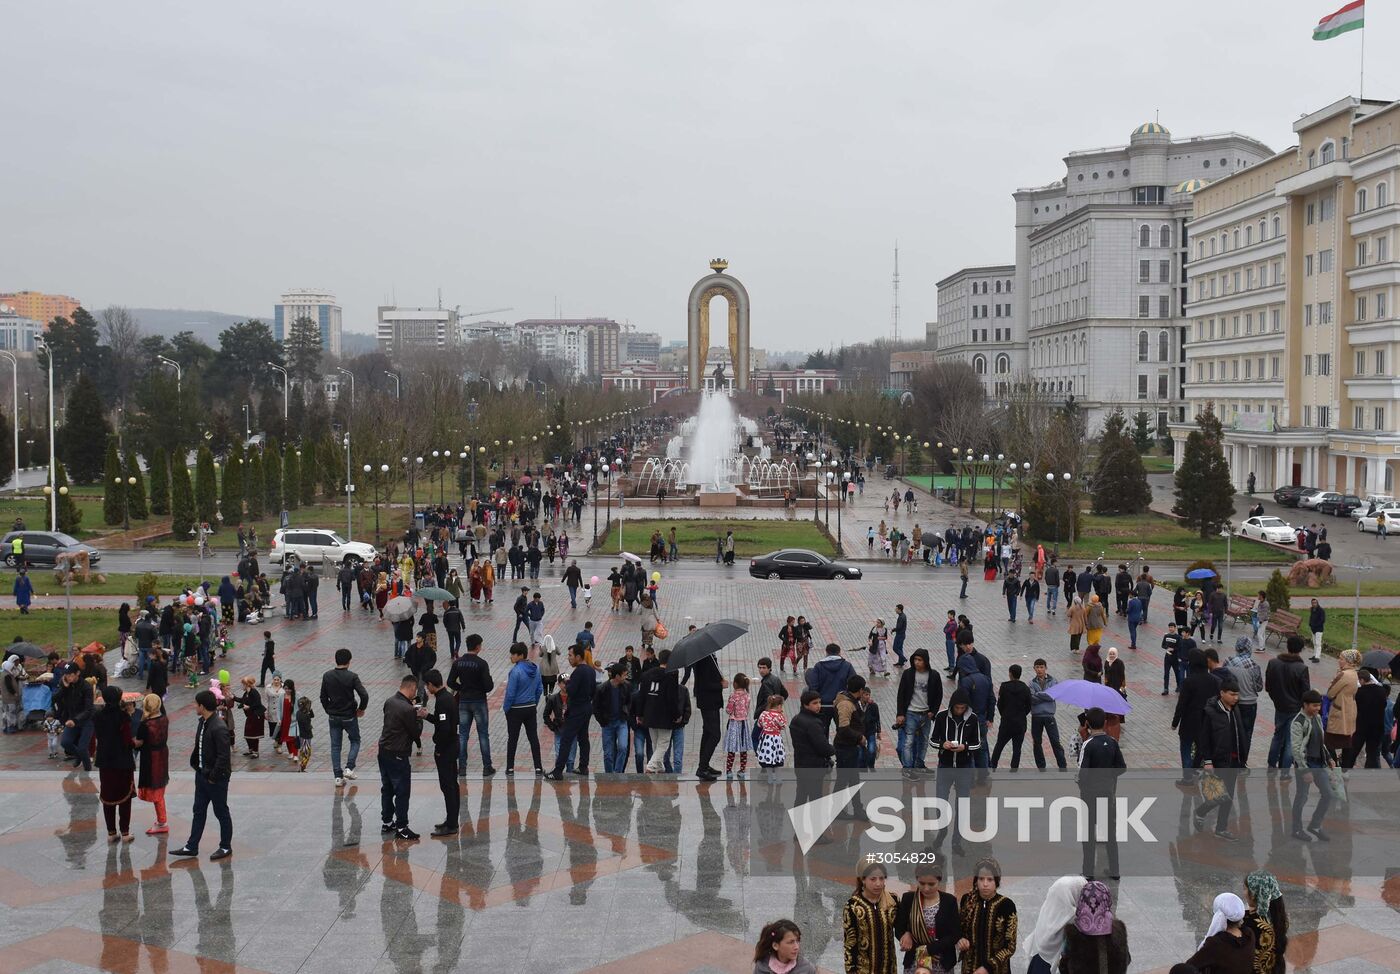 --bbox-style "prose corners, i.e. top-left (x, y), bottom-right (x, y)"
top-left (890, 242), bottom-right (901, 341)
